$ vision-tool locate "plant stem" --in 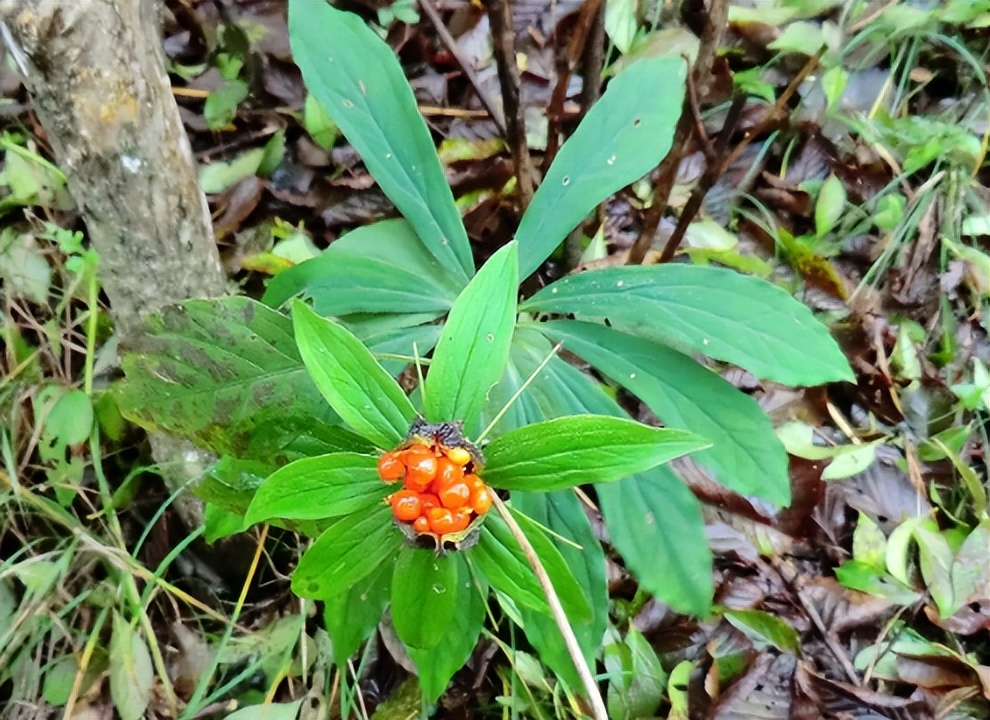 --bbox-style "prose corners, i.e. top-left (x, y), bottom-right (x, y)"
top-left (484, 0), bottom-right (535, 208)
top-left (492, 494), bottom-right (607, 720)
